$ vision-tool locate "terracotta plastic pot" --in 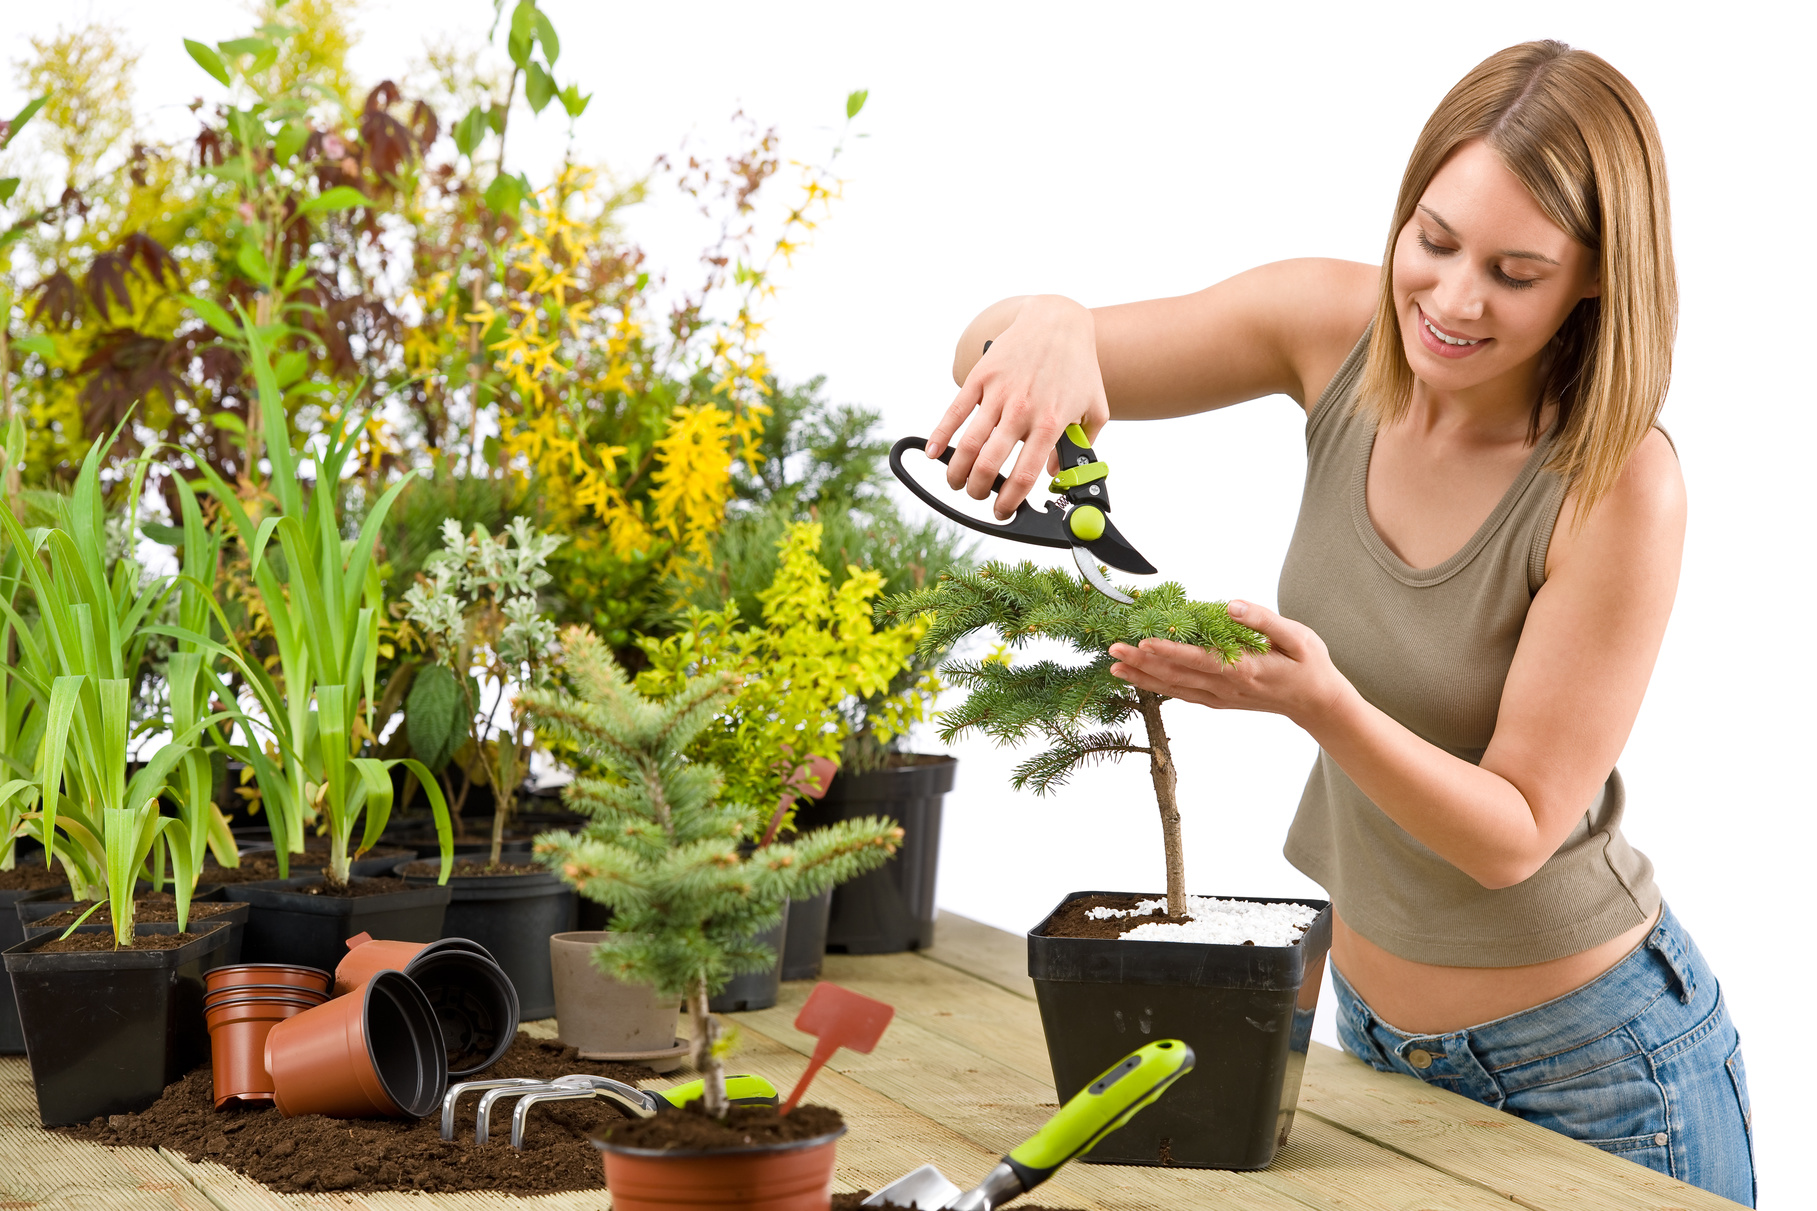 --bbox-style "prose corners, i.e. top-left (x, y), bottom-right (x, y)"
top-left (594, 1128), bottom-right (846, 1211)
top-left (205, 983), bottom-right (330, 1009)
top-left (206, 963), bottom-right (333, 996)
top-left (265, 969), bottom-right (447, 1119)
top-left (205, 993), bottom-right (322, 1108)
top-left (335, 934), bottom-right (518, 1076)
top-left (549, 931), bottom-right (682, 1070)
